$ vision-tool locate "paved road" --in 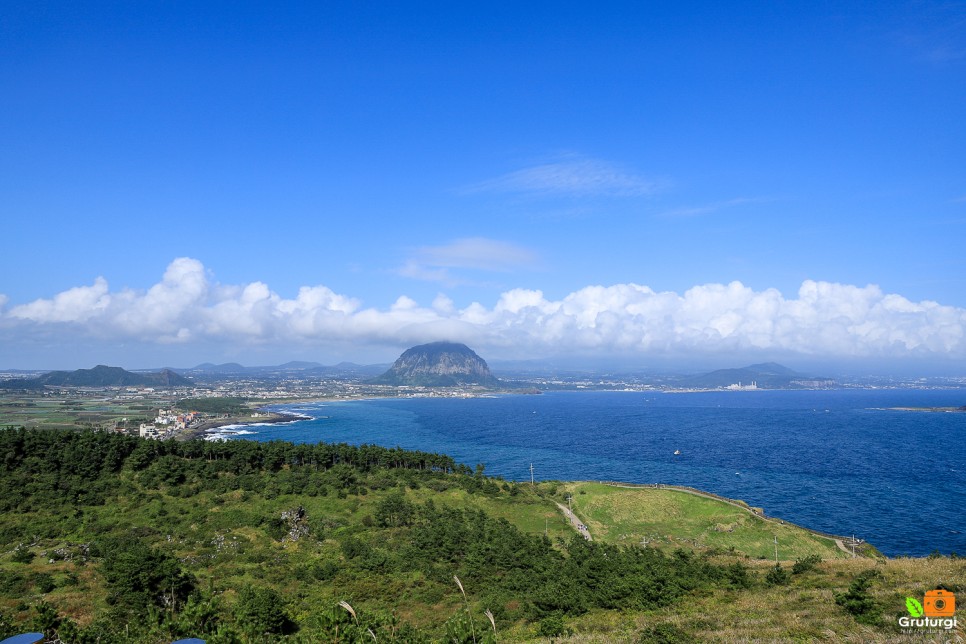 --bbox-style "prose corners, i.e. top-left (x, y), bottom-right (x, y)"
top-left (556, 502), bottom-right (592, 541)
